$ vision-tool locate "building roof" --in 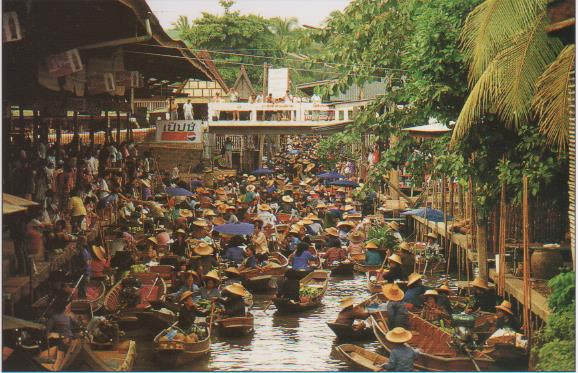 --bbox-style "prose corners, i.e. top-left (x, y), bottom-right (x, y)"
top-left (232, 66), bottom-right (256, 99)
